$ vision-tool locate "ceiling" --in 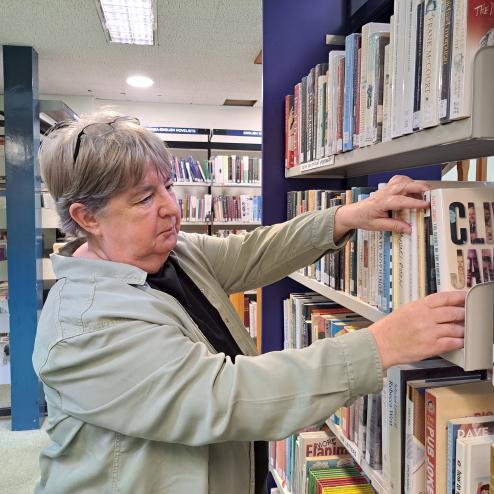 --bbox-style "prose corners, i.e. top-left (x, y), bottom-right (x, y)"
top-left (0, 0), bottom-right (262, 106)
